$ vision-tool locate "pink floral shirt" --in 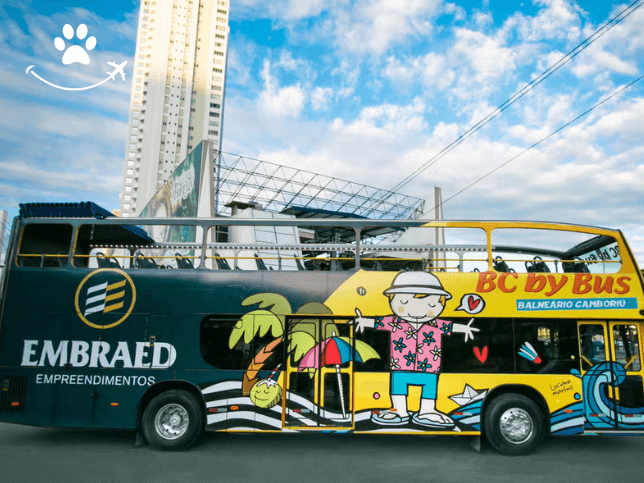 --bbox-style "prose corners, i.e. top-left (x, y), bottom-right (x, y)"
top-left (375, 316), bottom-right (453, 373)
